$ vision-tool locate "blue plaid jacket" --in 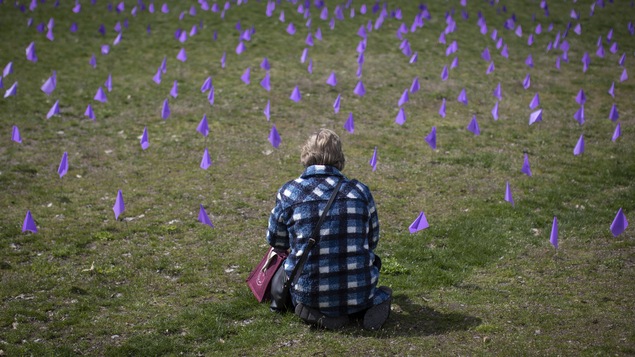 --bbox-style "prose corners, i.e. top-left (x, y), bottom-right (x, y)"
top-left (267, 165), bottom-right (390, 316)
